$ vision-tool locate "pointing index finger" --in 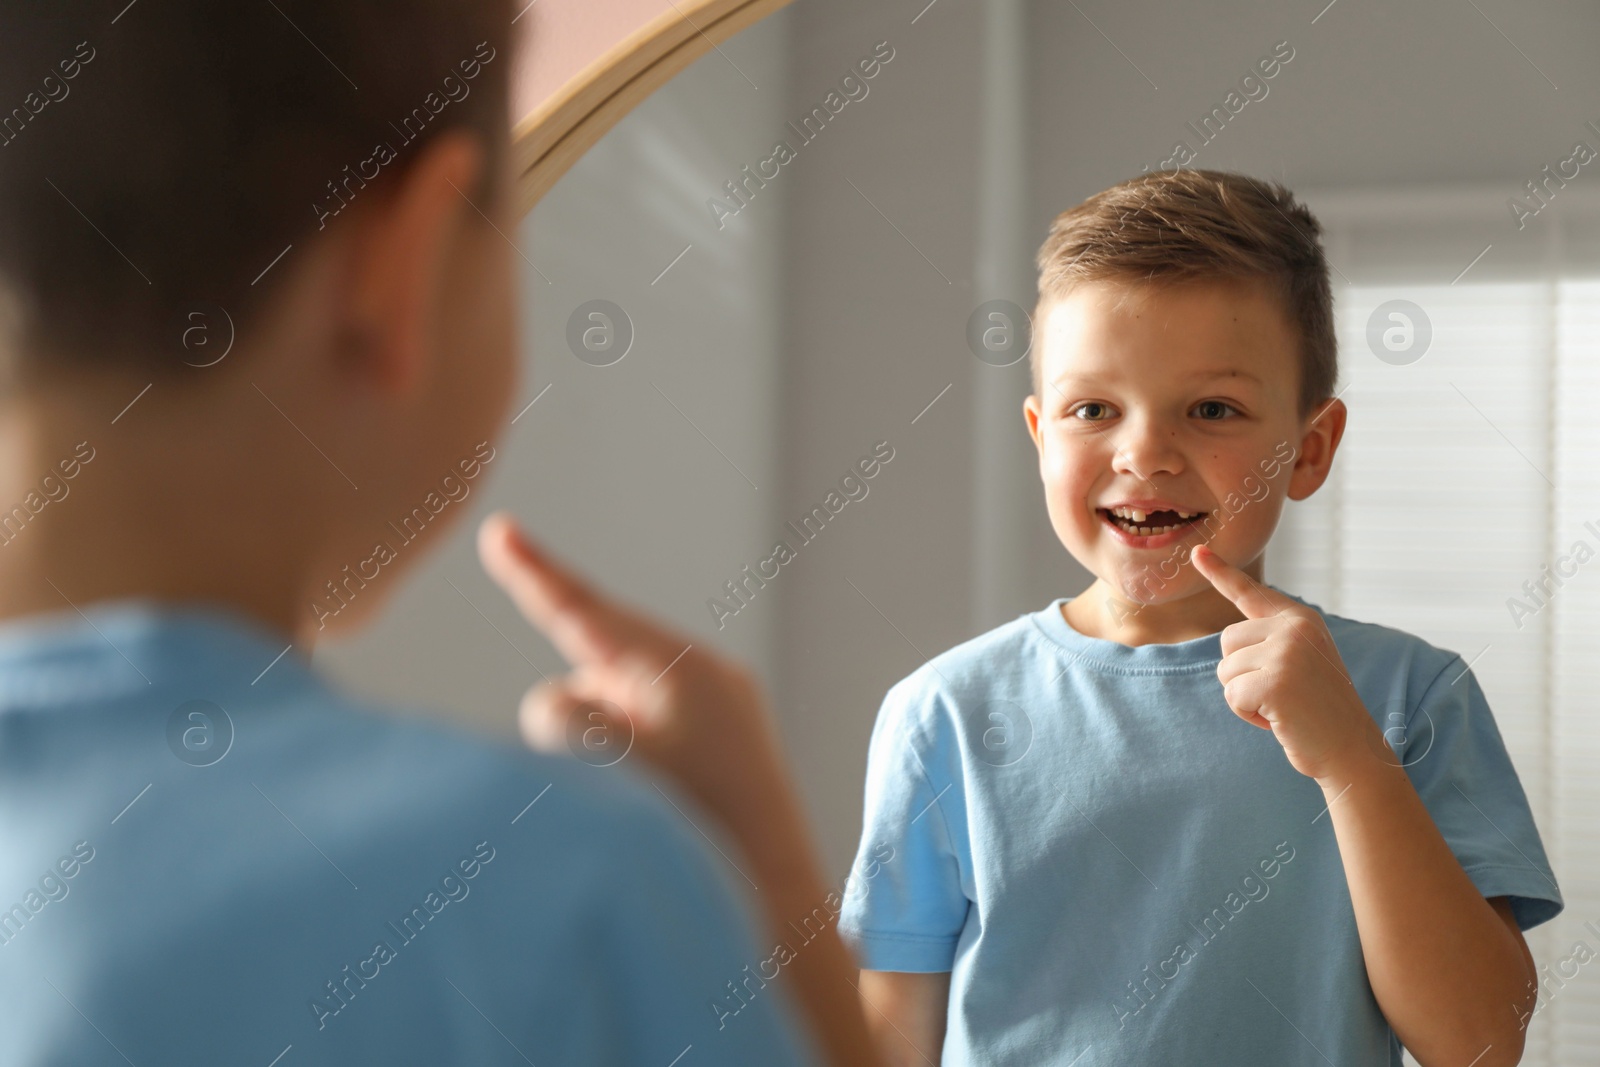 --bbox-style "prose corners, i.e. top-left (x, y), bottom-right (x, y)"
top-left (1190, 544), bottom-right (1291, 620)
top-left (476, 511), bottom-right (661, 669)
